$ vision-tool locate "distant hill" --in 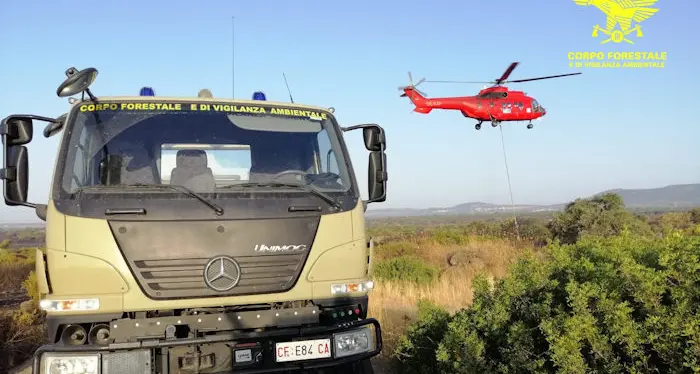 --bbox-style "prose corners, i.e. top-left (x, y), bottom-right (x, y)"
top-left (597, 184), bottom-right (700, 209)
top-left (366, 183), bottom-right (700, 219)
